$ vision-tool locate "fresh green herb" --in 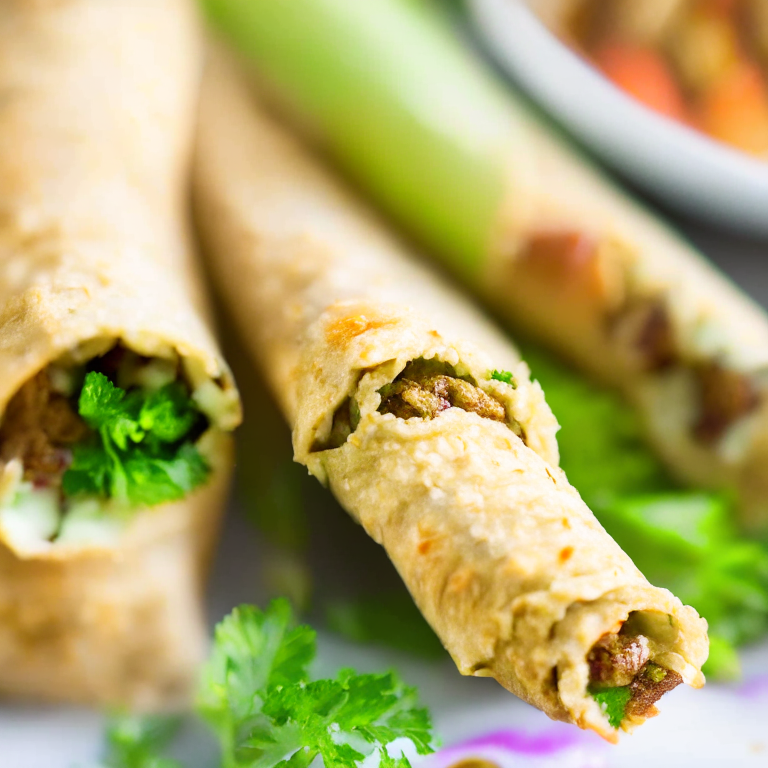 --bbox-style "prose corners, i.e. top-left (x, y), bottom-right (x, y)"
top-left (326, 593), bottom-right (445, 660)
top-left (524, 345), bottom-right (768, 679)
top-left (590, 686), bottom-right (632, 729)
top-left (490, 370), bottom-right (516, 388)
top-left (101, 715), bottom-right (183, 768)
top-left (63, 372), bottom-right (209, 507)
top-left (101, 600), bottom-right (433, 768)
top-left (200, 599), bottom-right (433, 768)
top-left (197, 599), bottom-right (315, 758)
top-left (242, 669), bottom-right (431, 768)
